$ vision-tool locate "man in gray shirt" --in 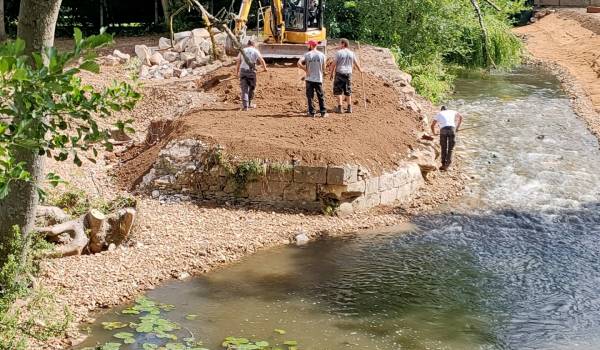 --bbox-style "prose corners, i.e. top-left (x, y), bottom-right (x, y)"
top-left (236, 40), bottom-right (268, 111)
top-left (329, 38), bottom-right (363, 114)
top-left (298, 40), bottom-right (328, 117)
